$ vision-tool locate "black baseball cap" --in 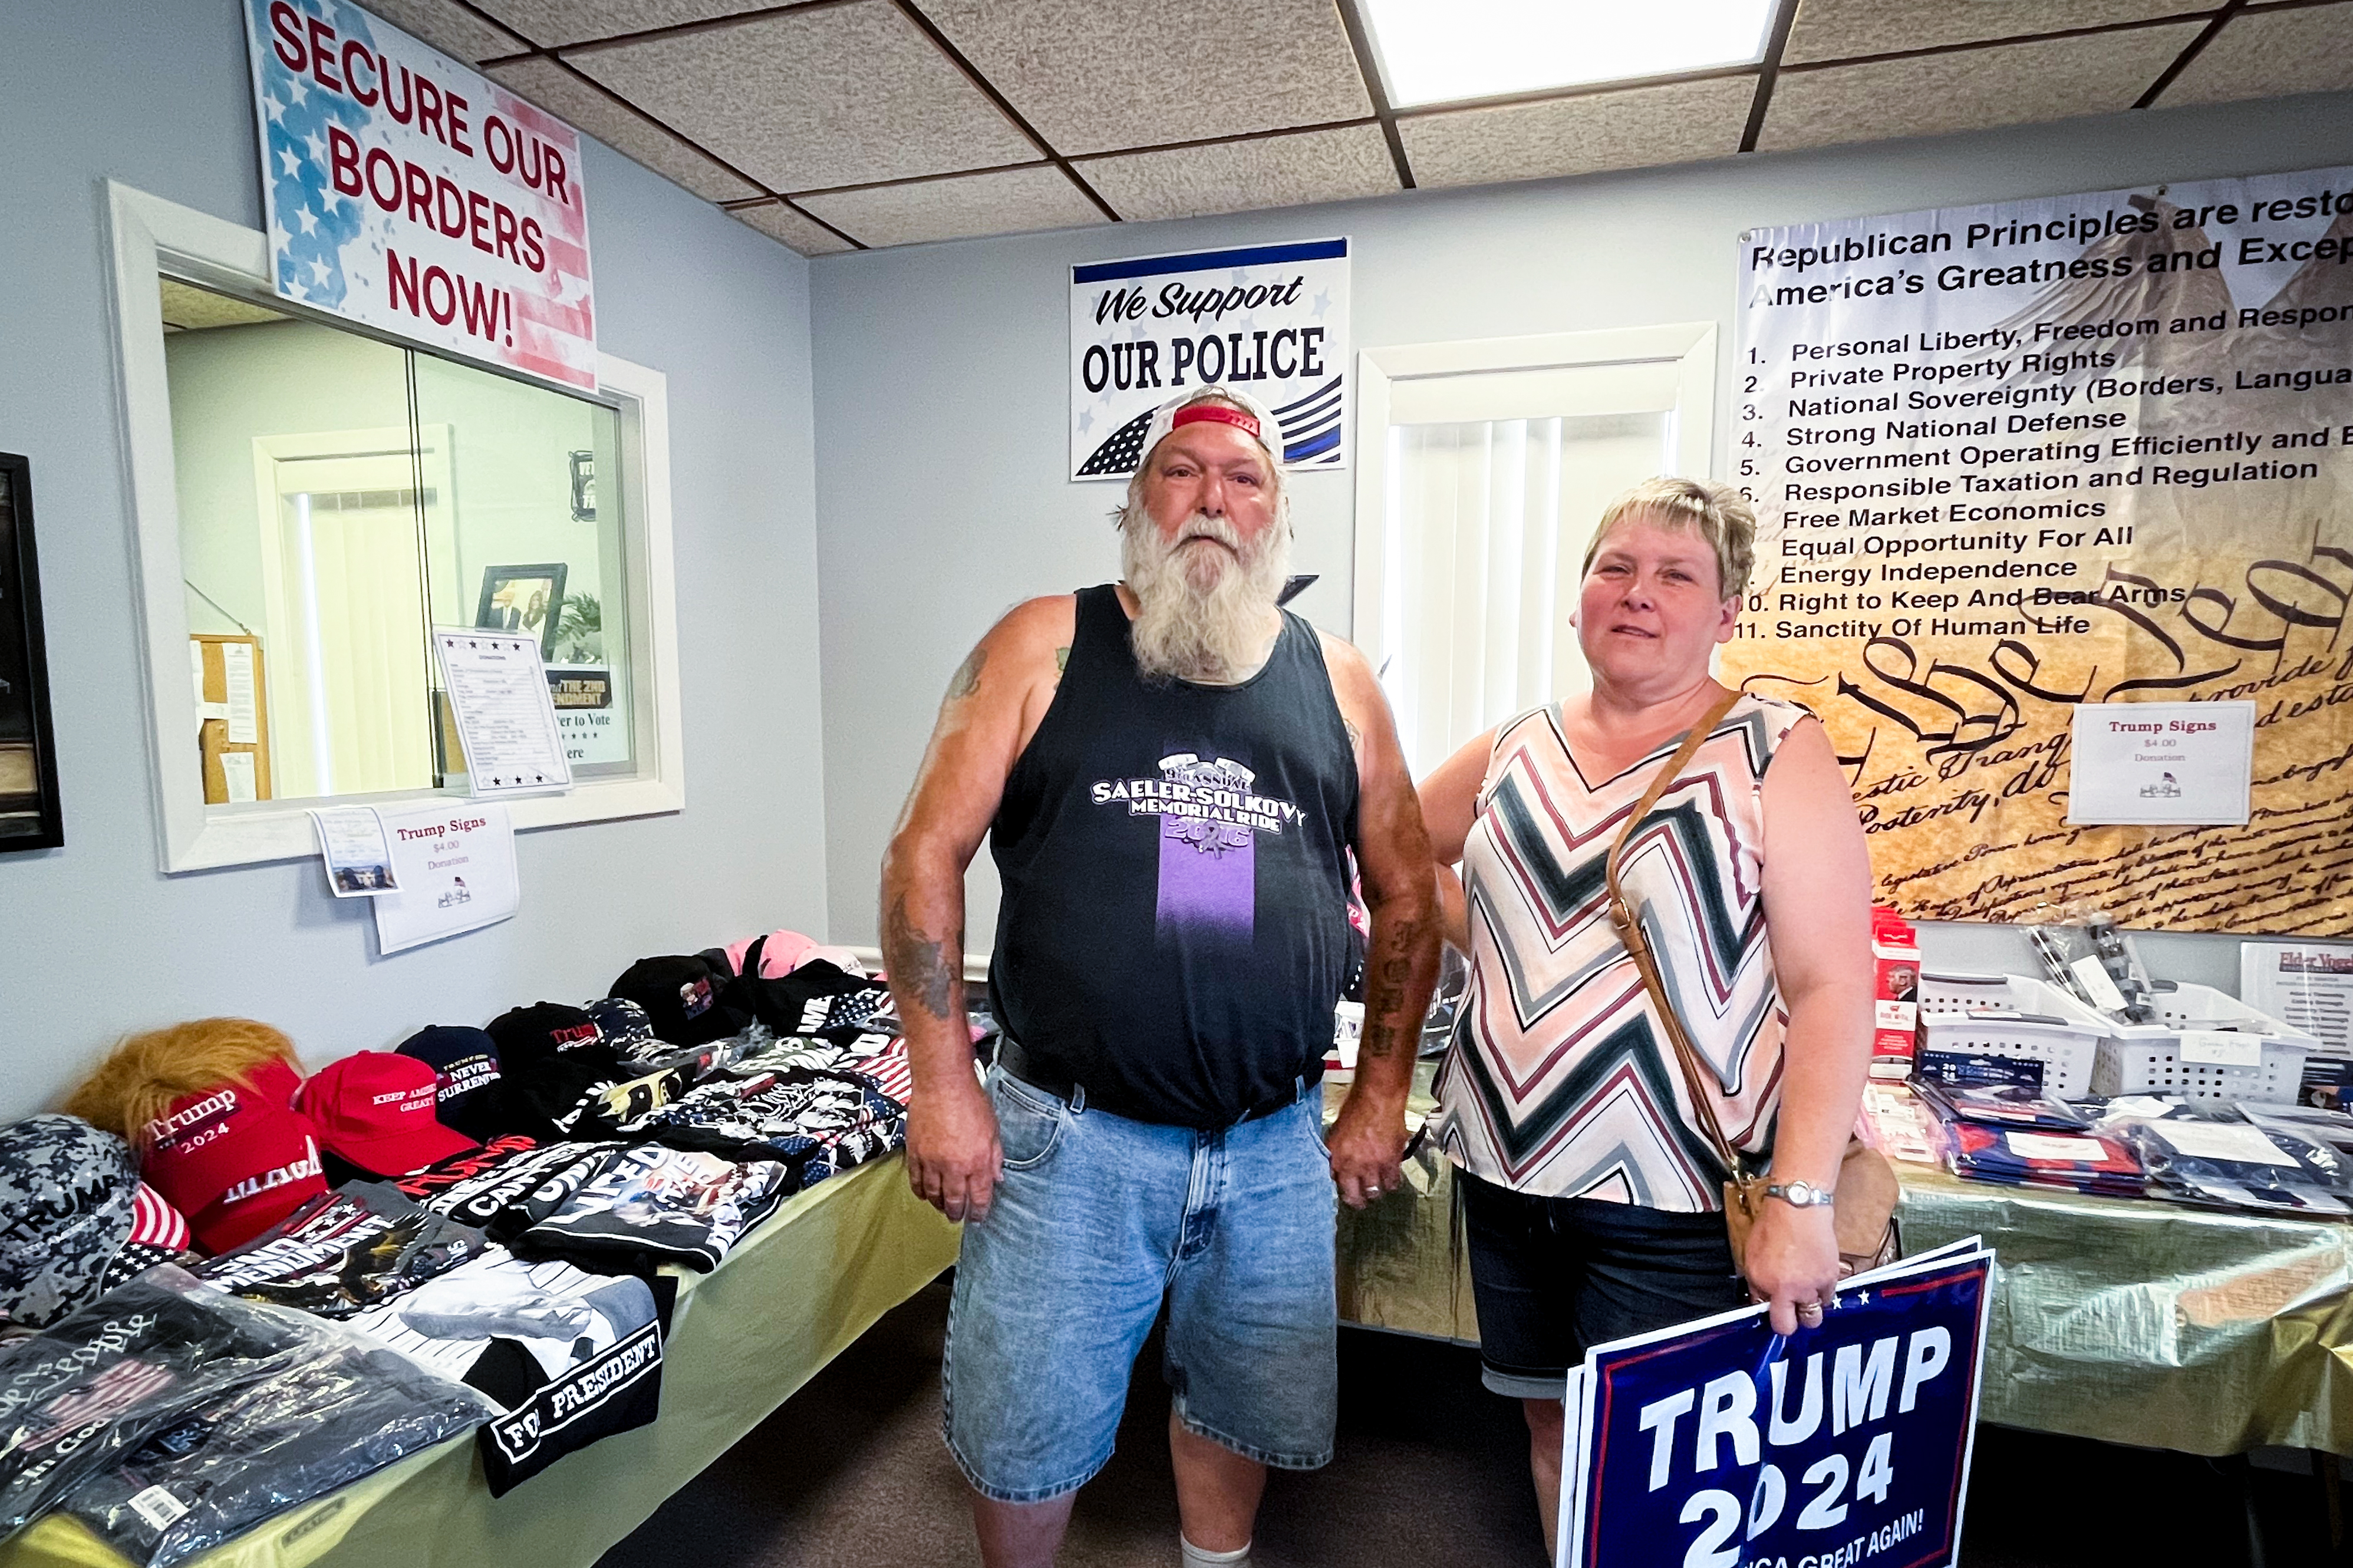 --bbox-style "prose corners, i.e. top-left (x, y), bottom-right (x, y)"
top-left (584, 996), bottom-right (663, 1065)
top-left (486, 1003), bottom-right (623, 1072)
top-left (397, 1026), bottom-right (505, 1142)
top-left (608, 955), bottom-right (750, 1047)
